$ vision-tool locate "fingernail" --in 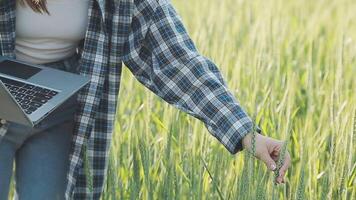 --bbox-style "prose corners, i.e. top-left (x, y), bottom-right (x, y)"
top-left (271, 164), bottom-right (276, 170)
